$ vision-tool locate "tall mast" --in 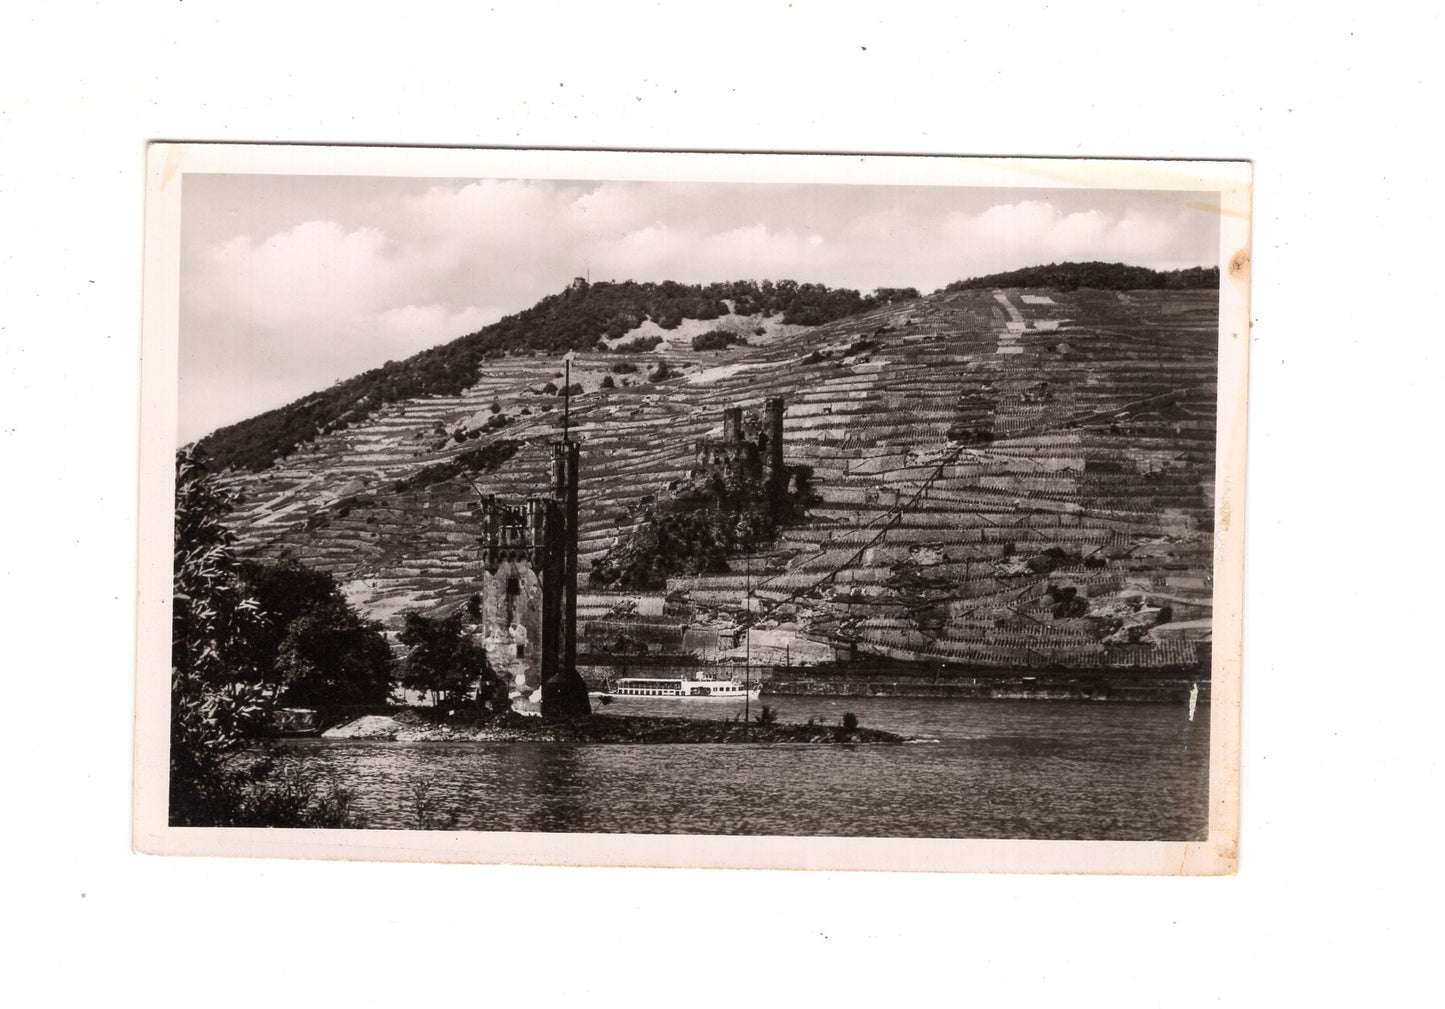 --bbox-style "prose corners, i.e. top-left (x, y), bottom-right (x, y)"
top-left (563, 358), bottom-right (571, 442)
